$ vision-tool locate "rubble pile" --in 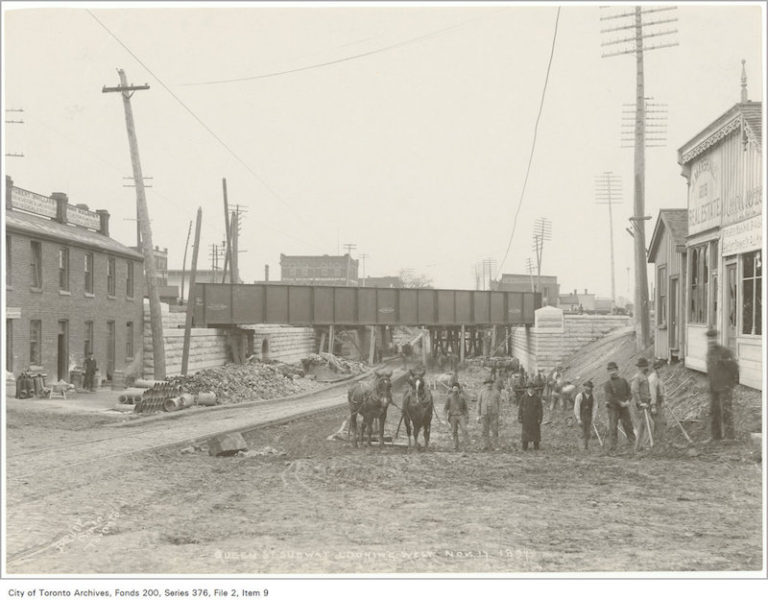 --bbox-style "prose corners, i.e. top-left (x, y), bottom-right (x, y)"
top-left (301, 353), bottom-right (370, 375)
top-left (166, 360), bottom-right (324, 404)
